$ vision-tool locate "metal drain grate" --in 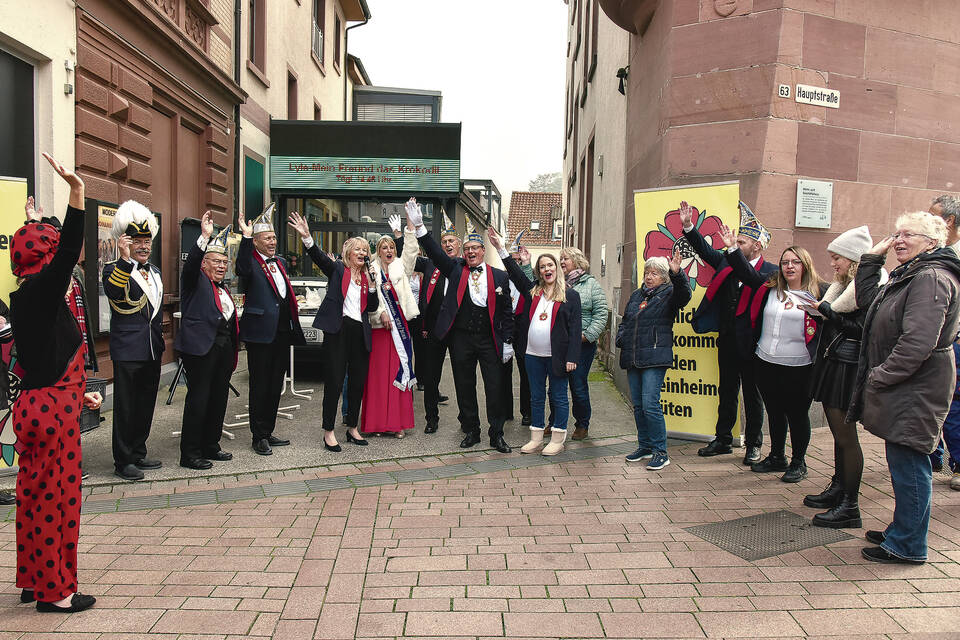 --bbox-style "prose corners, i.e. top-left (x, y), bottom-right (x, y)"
top-left (684, 509), bottom-right (854, 561)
